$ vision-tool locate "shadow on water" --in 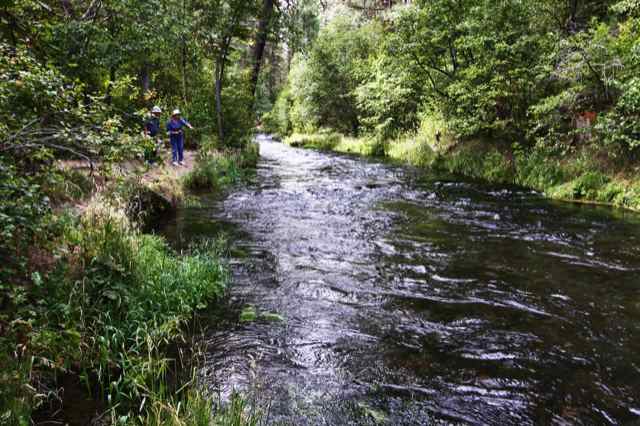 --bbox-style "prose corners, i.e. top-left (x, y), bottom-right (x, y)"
top-left (160, 134), bottom-right (640, 425)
